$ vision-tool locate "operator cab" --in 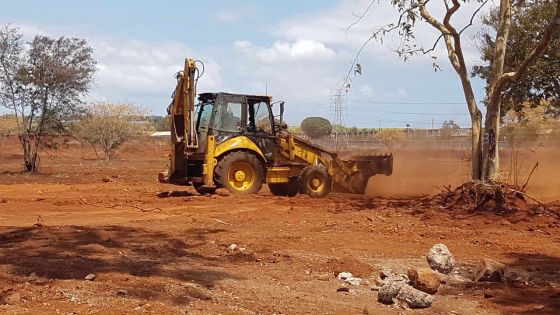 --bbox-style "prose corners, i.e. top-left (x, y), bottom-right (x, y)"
top-left (195, 92), bottom-right (277, 162)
